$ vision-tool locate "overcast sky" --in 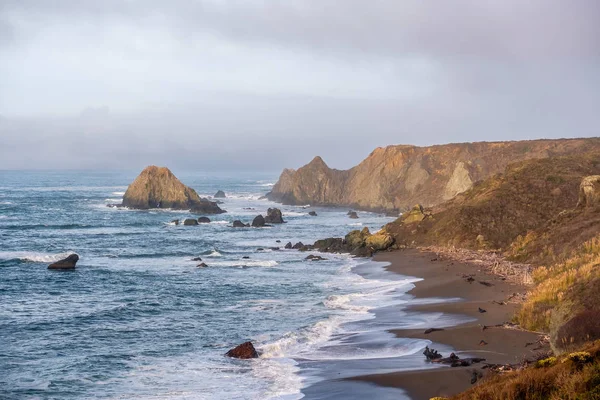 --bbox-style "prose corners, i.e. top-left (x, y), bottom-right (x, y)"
top-left (0, 0), bottom-right (598, 171)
